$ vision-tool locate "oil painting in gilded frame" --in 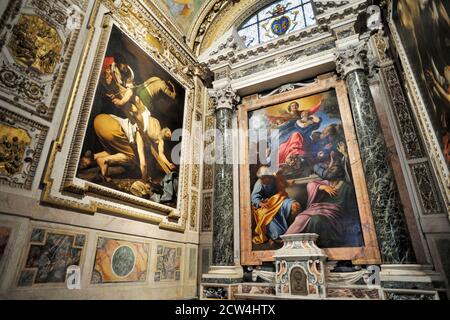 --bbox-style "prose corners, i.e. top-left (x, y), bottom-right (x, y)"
top-left (390, 0), bottom-right (450, 211)
top-left (239, 76), bottom-right (381, 265)
top-left (39, 0), bottom-right (197, 229)
top-left (75, 25), bottom-right (185, 208)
